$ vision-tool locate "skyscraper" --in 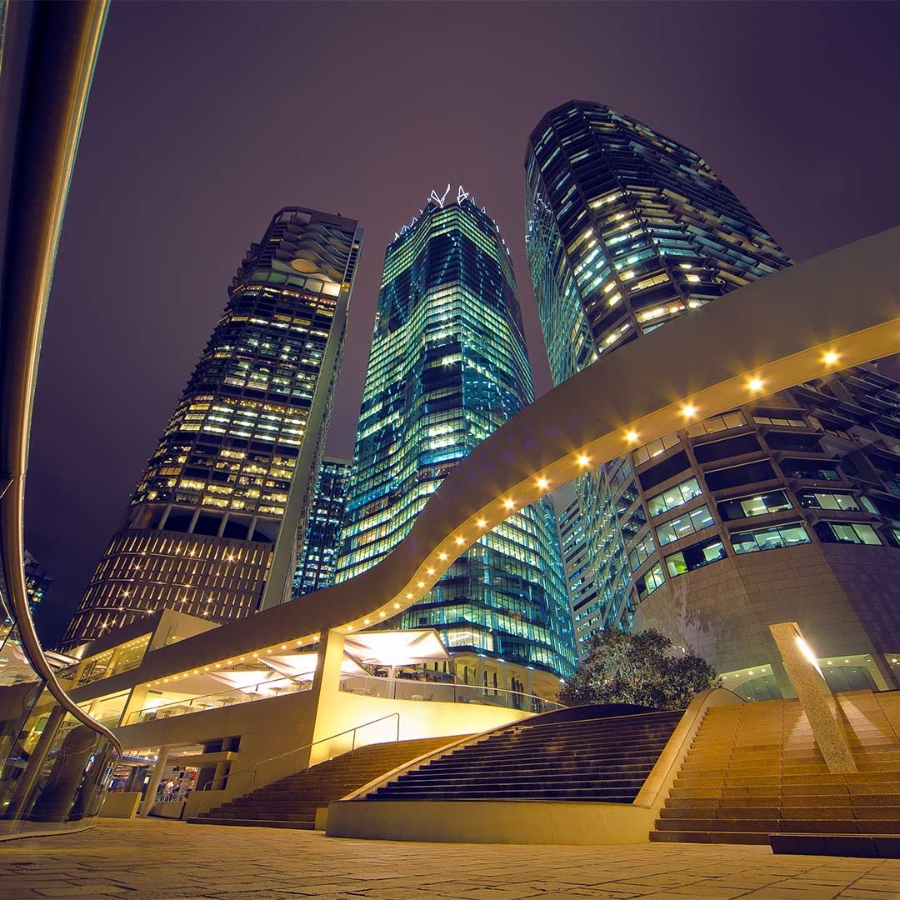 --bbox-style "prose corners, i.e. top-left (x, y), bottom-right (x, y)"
top-left (23, 551), bottom-right (51, 617)
top-left (62, 208), bottom-right (362, 649)
top-left (293, 457), bottom-right (351, 597)
top-left (336, 187), bottom-right (577, 694)
top-left (526, 101), bottom-right (900, 695)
